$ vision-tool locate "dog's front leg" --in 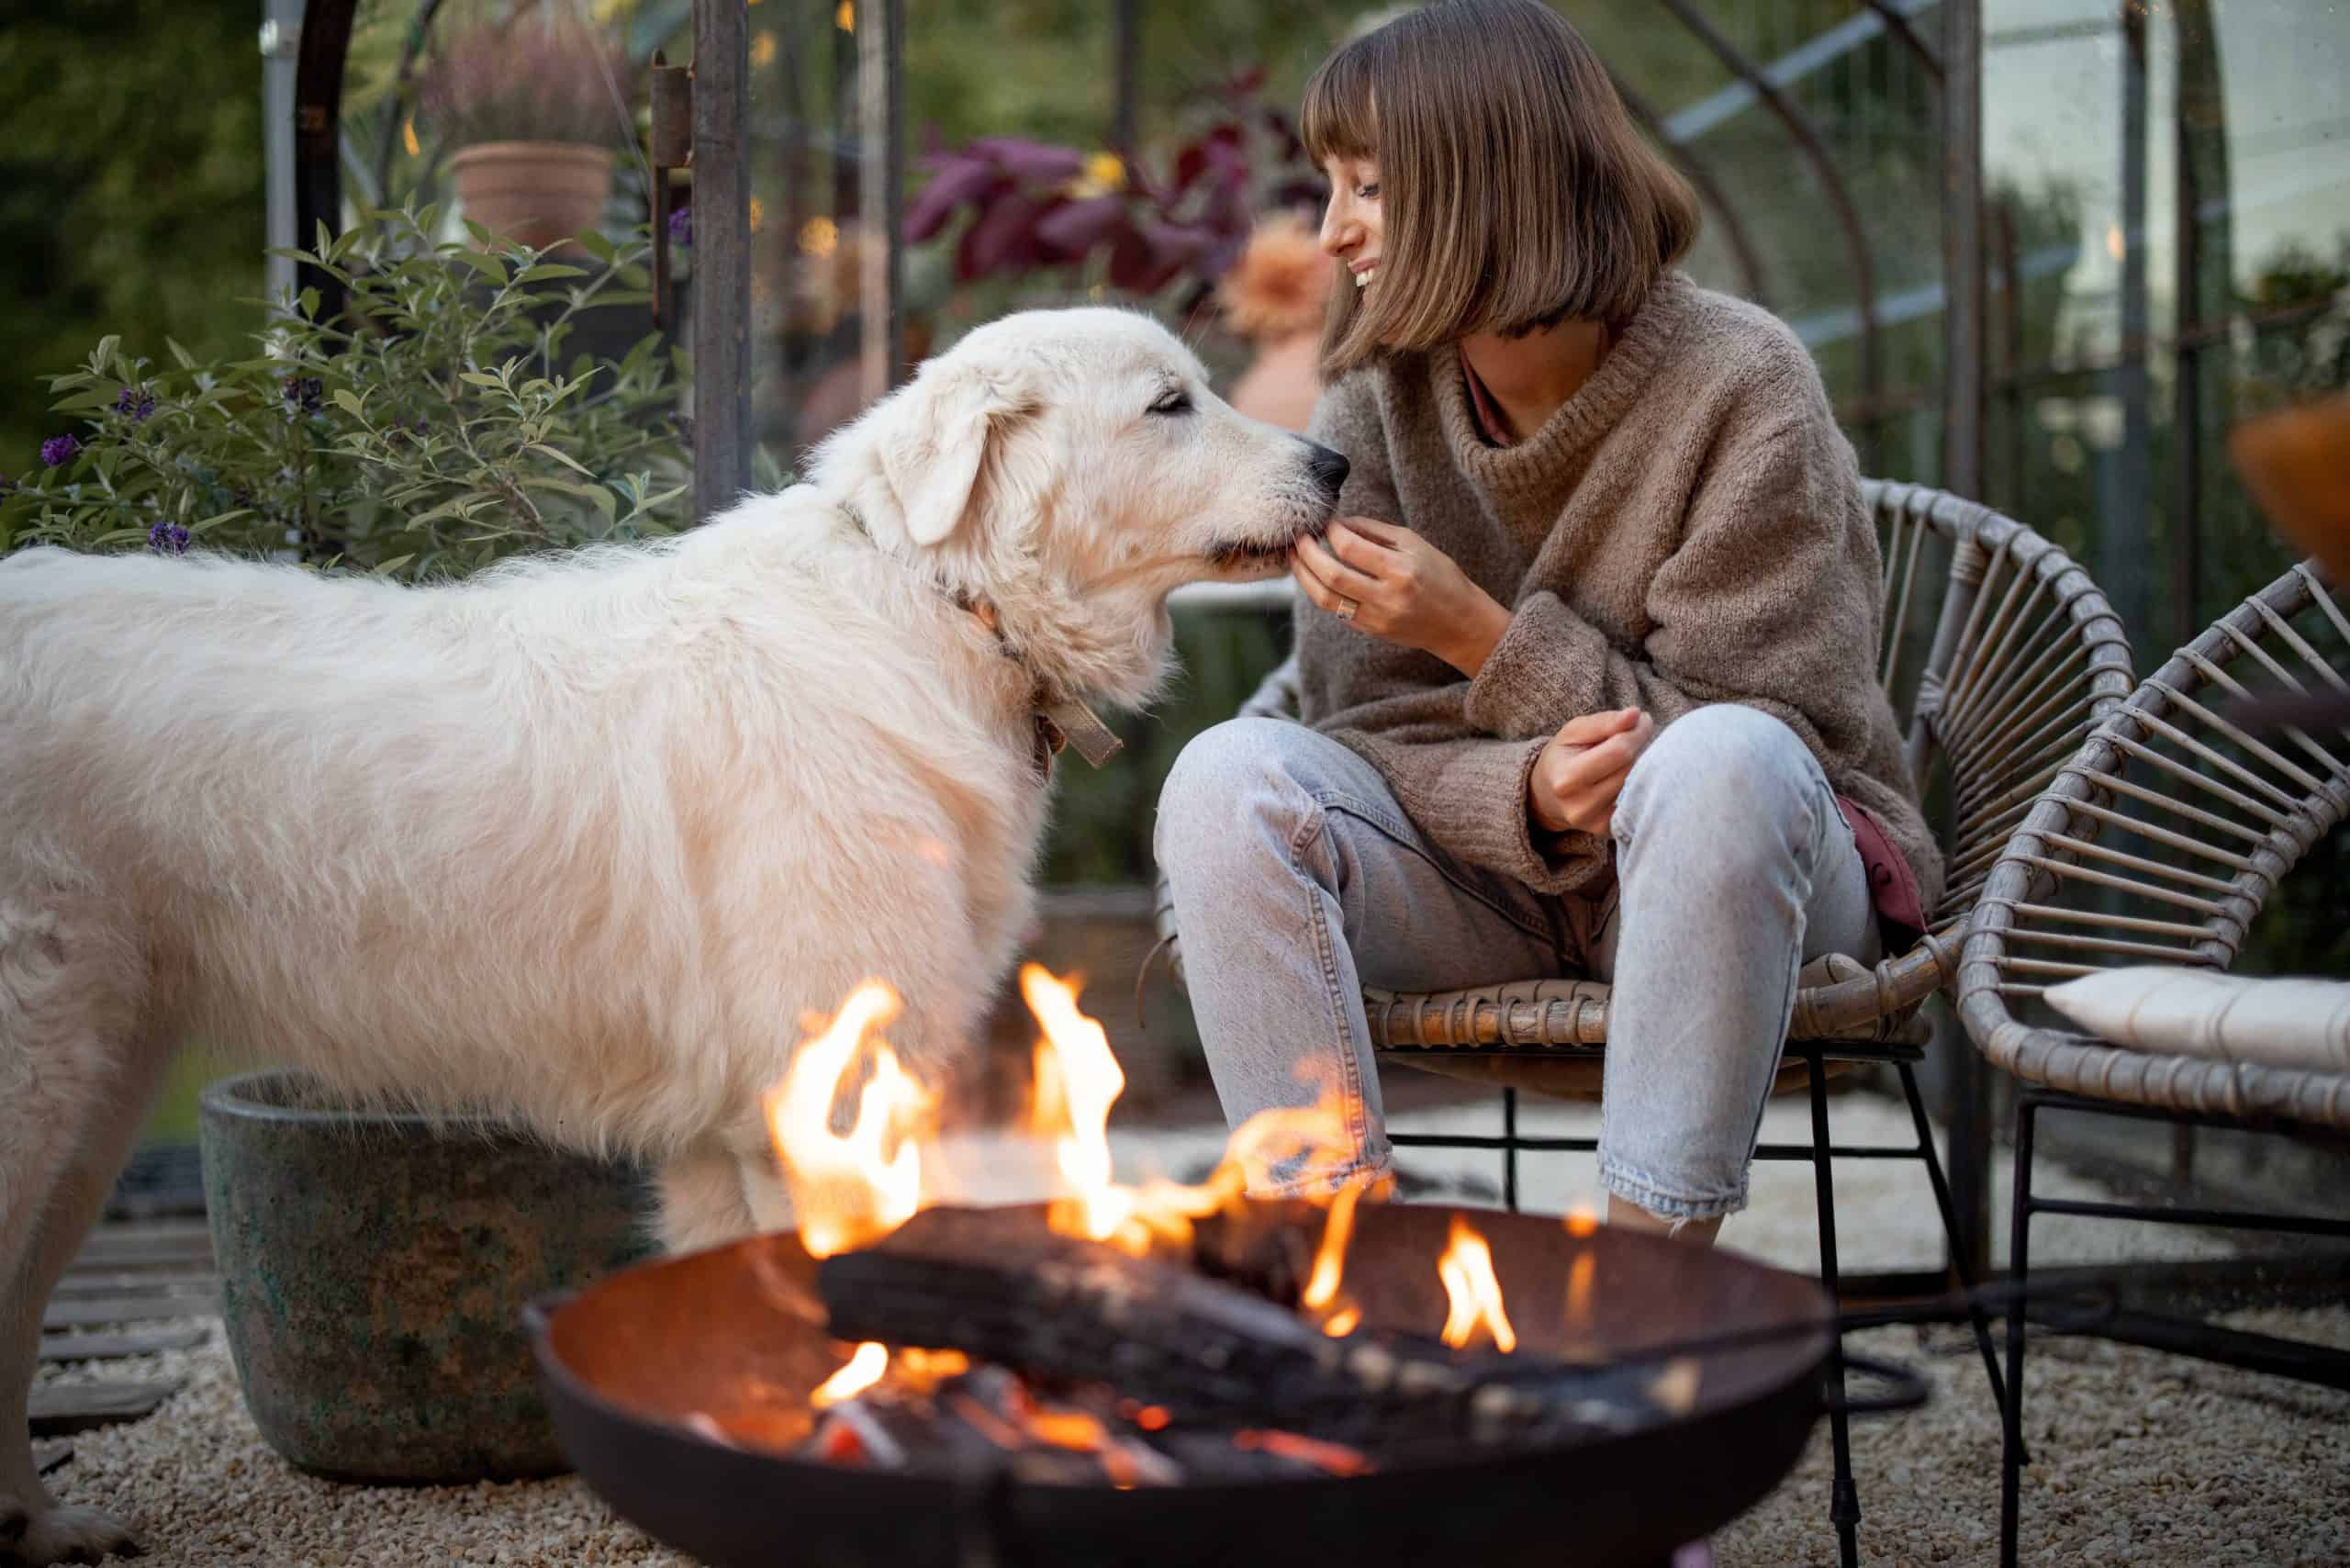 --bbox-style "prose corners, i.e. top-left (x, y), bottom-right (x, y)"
top-left (651, 1149), bottom-right (763, 1256)
top-left (1, 1068), bottom-right (163, 1566)
top-left (733, 1154), bottom-right (797, 1237)
top-left (0, 903), bottom-right (161, 1566)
